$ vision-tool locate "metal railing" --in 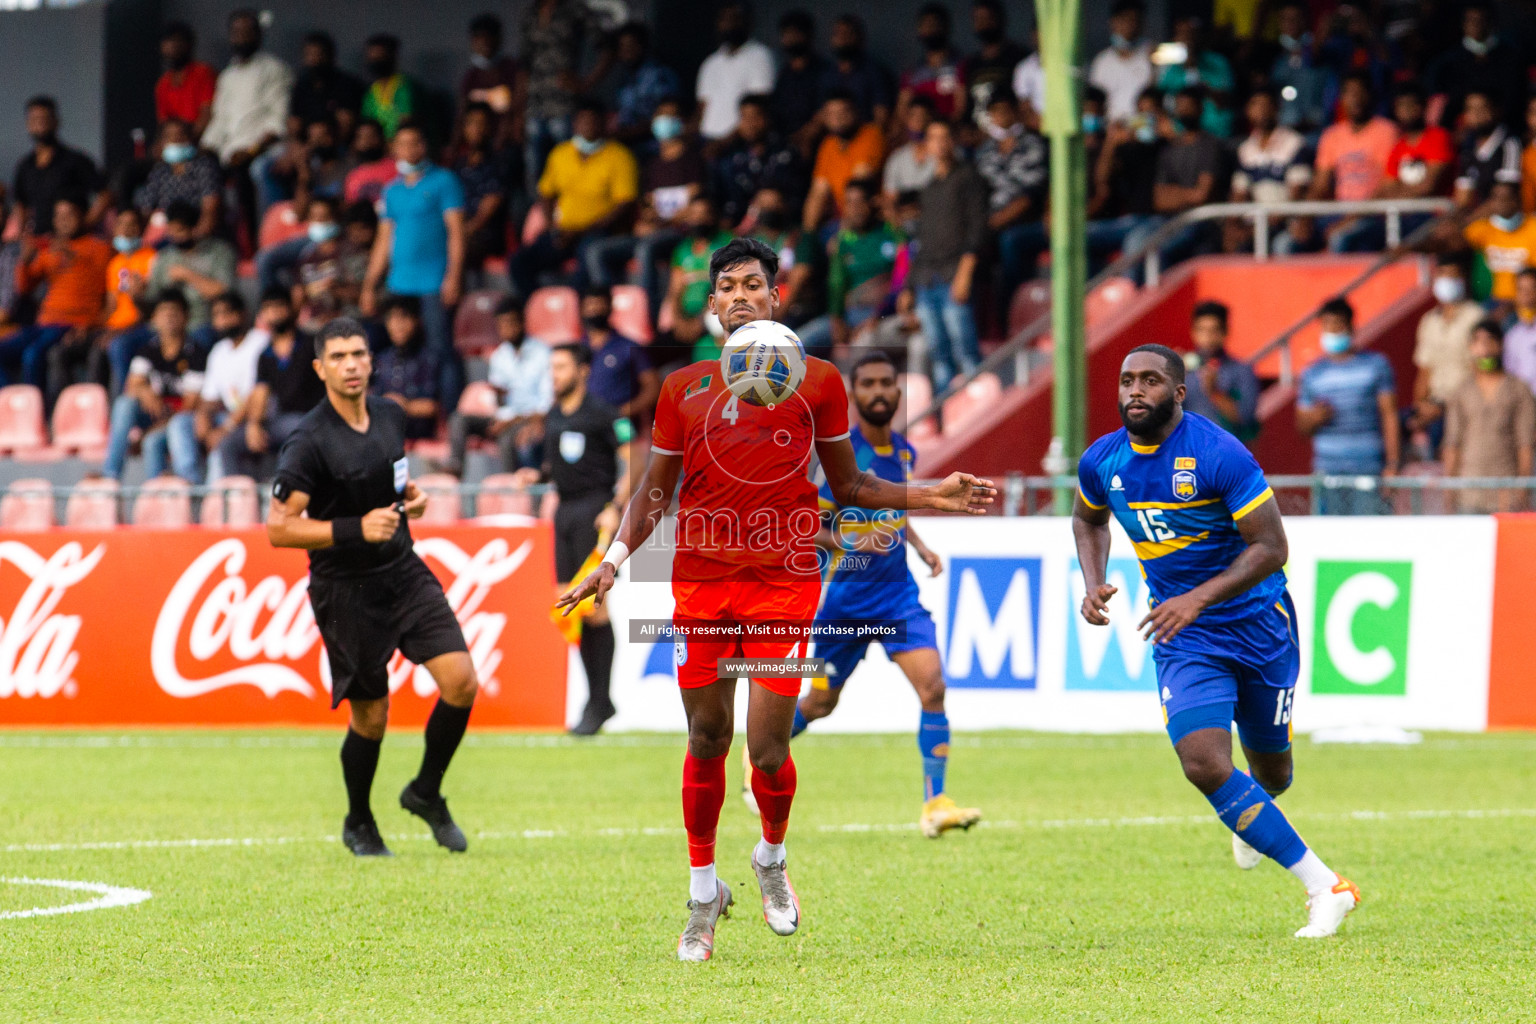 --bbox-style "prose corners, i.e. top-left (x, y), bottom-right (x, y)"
top-left (905, 196), bottom-right (1455, 437)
